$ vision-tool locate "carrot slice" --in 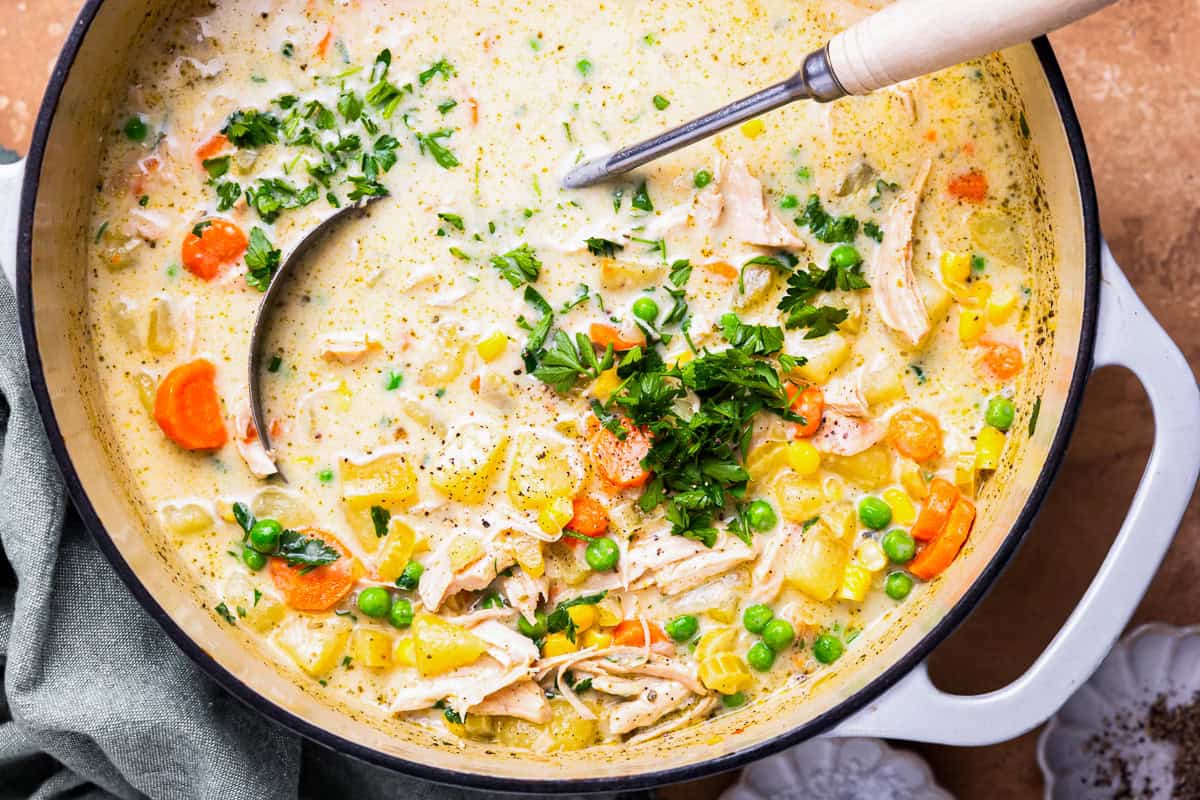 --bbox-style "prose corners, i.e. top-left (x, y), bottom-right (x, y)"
top-left (947, 170), bottom-right (988, 203)
top-left (589, 323), bottom-right (645, 352)
top-left (909, 495), bottom-right (976, 580)
top-left (978, 342), bottom-right (1024, 381)
top-left (612, 619), bottom-right (669, 647)
top-left (181, 219), bottom-right (248, 280)
top-left (566, 495), bottom-right (609, 538)
top-left (786, 384), bottom-right (824, 438)
top-left (468, 97), bottom-right (480, 126)
top-left (195, 133), bottom-right (229, 161)
top-left (154, 359), bottom-right (228, 451)
top-left (887, 407), bottom-right (944, 463)
top-left (269, 530), bottom-right (359, 611)
top-left (702, 261), bottom-right (738, 281)
top-left (315, 28), bottom-right (333, 59)
top-left (911, 477), bottom-right (959, 541)
top-left (591, 418), bottom-right (653, 489)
